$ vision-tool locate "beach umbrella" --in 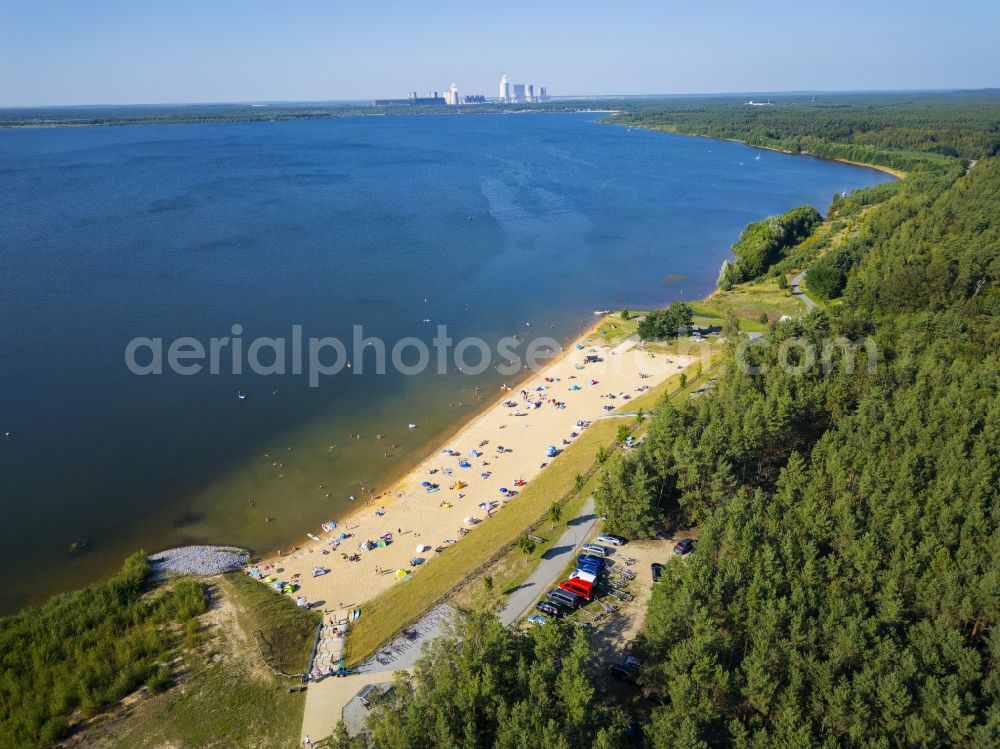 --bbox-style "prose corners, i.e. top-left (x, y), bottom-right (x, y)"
top-left (395, 569), bottom-right (408, 577)
top-left (500, 487), bottom-right (509, 494)
top-left (296, 597), bottom-right (307, 607)
top-left (421, 481), bottom-right (431, 487)
top-left (416, 544), bottom-right (430, 553)
top-left (459, 461), bottom-right (471, 468)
